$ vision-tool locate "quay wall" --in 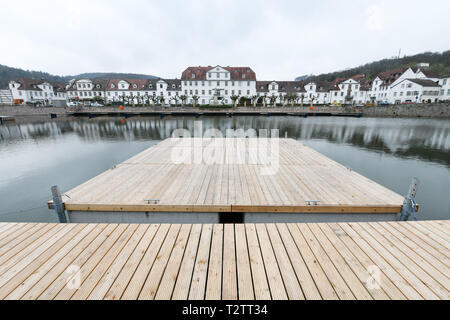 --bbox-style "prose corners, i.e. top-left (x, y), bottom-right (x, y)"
top-left (1, 104), bottom-right (449, 118)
